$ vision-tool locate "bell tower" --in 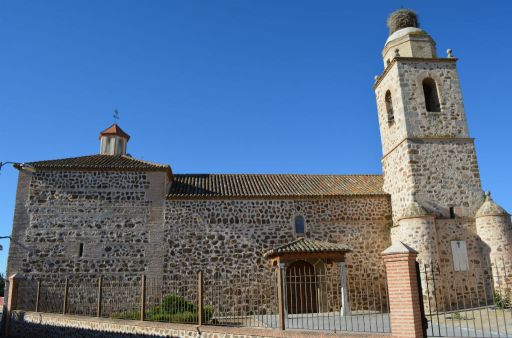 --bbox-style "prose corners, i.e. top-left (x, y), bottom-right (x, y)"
top-left (374, 9), bottom-right (483, 222)
top-left (373, 10), bottom-right (487, 272)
